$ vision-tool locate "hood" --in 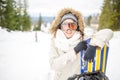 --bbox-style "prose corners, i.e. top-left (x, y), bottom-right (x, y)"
top-left (50, 8), bottom-right (85, 37)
